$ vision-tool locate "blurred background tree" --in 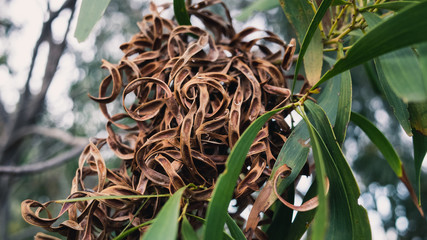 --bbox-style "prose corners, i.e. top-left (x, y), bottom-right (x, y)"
top-left (0, 0), bottom-right (425, 239)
